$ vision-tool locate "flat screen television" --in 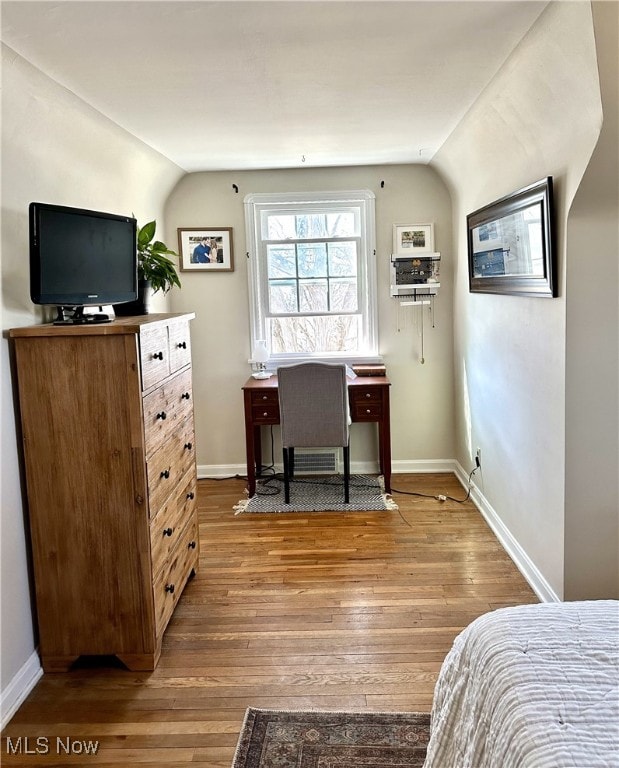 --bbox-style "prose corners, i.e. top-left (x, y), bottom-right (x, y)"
top-left (29, 202), bottom-right (137, 323)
